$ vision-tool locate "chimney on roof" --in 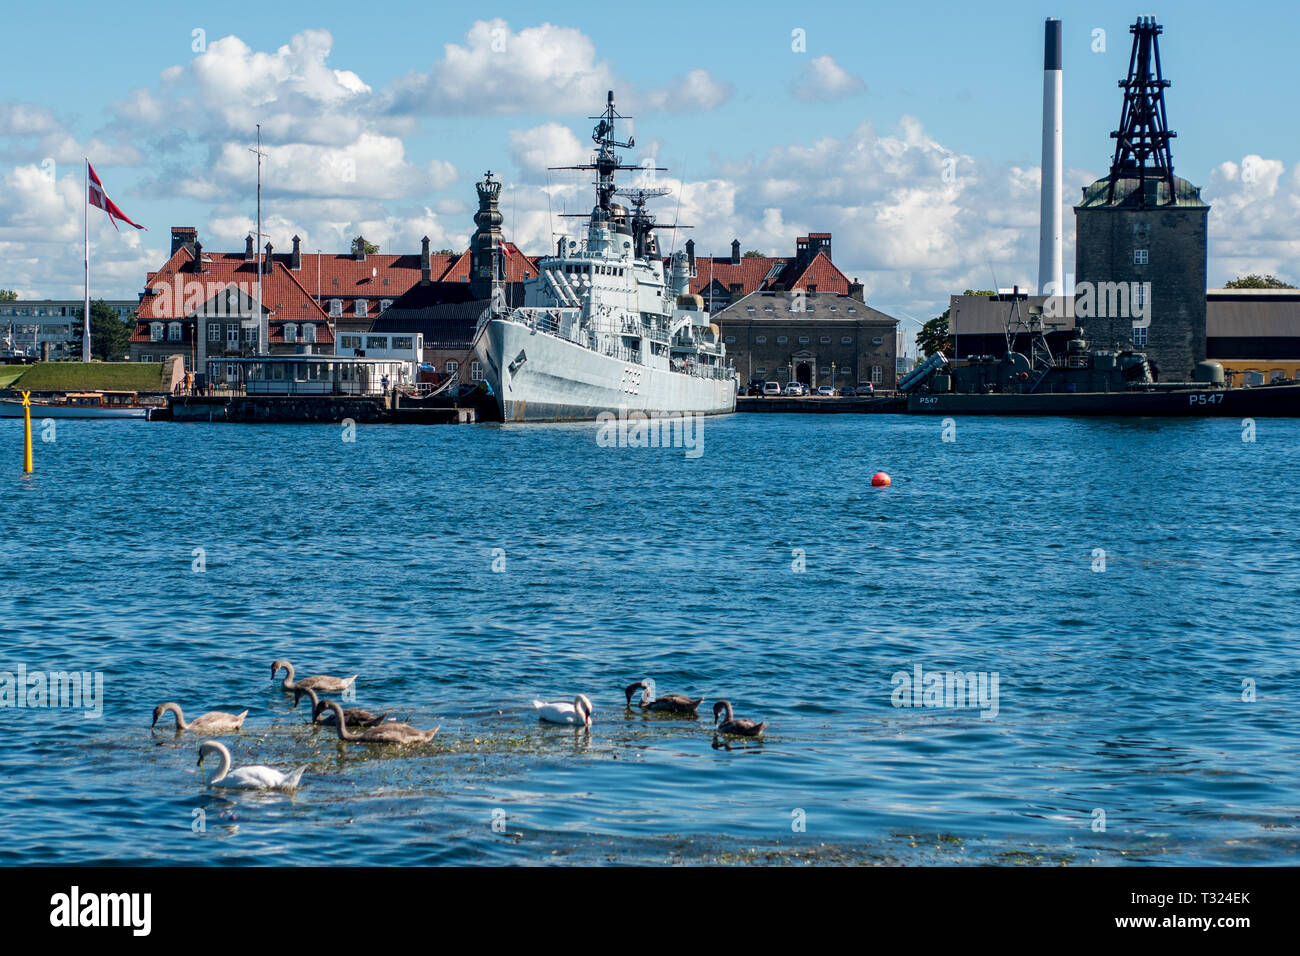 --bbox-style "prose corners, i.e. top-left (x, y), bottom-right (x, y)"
top-left (264, 242), bottom-right (274, 274)
top-left (849, 277), bottom-right (865, 302)
top-left (808, 233), bottom-right (832, 261)
top-left (730, 239), bottom-right (741, 265)
top-left (192, 240), bottom-right (204, 273)
top-left (291, 235), bottom-right (301, 270)
top-left (420, 236), bottom-right (431, 285)
top-left (244, 234), bottom-right (255, 262)
top-left (171, 226), bottom-right (197, 256)
top-left (685, 239), bottom-right (696, 276)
